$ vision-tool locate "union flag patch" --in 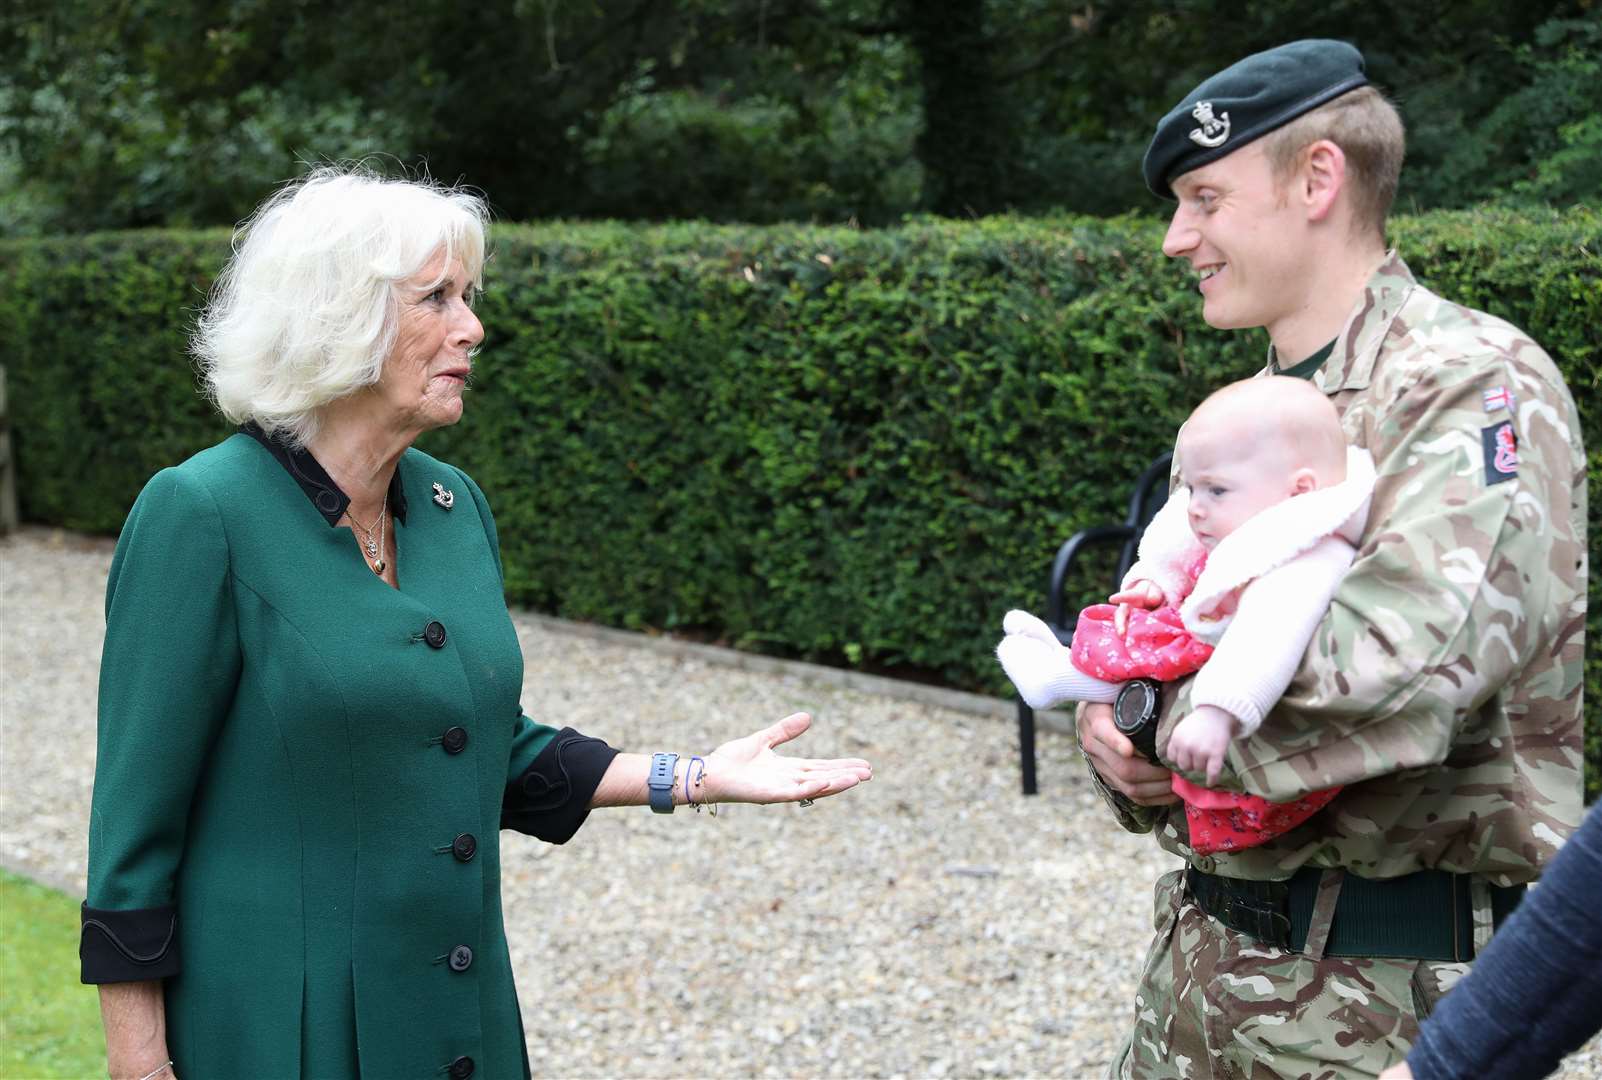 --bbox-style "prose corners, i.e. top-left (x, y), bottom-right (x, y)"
top-left (1482, 385), bottom-right (1516, 412)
